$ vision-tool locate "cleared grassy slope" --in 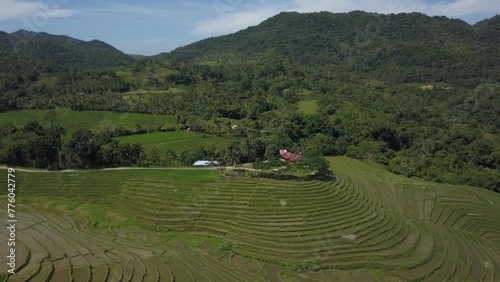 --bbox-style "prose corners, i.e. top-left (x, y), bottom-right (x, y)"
top-left (297, 100), bottom-right (318, 114)
top-left (0, 110), bottom-right (175, 135)
top-left (116, 130), bottom-right (231, 153)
